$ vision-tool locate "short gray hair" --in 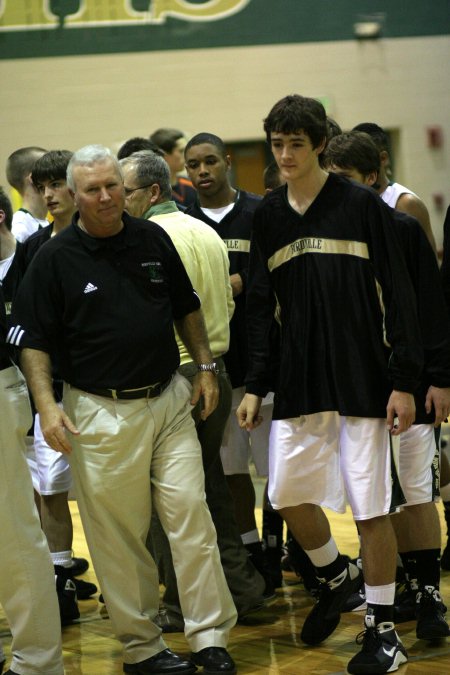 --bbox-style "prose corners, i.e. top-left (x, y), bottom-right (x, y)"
top-left (67, 144), bottom-right (123, 191)
top-left (120, 151), bottom-right (172, 201)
